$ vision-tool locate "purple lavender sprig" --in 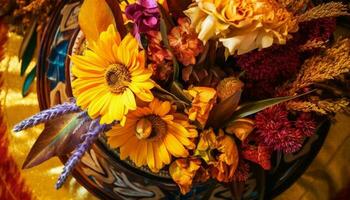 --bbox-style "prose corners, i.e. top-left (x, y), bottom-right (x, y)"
top-left (13, 102), bottom-right (81, 132)
top-left (55, 119), bottom-right (106, 189)
top-left (71, 112), bottom-right (90, 136)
